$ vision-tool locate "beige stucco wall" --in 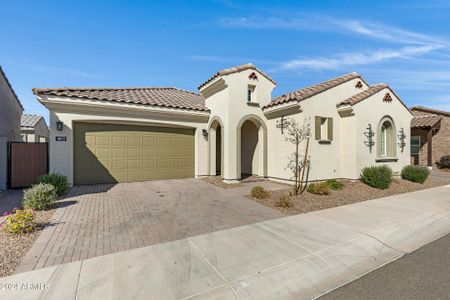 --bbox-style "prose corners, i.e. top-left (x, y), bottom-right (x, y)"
top-left (0, 70), bottom-right (23, 190)
top-left (353, 89), bottom-right (413, 176)
top-left (44, 97), bottom-right (209, 186)
top-left (265, 78), bottom-right (370, 182)
top-left (202, 69), bottom-right (275, 181)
